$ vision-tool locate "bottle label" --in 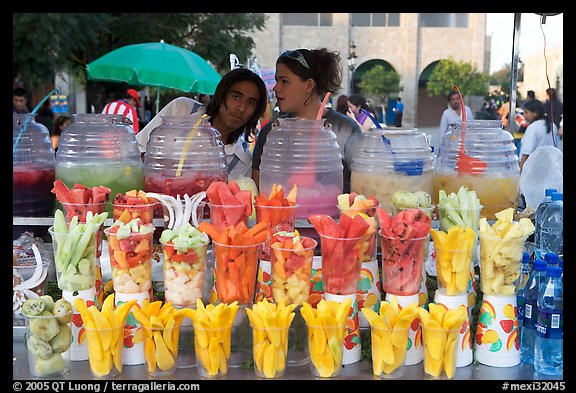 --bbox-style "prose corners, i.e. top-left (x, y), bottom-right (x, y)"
top-left (535, 310), bottom-right (563, 339)
top-left (523, 302), bottom-right (536, 329)
top-left (516, 296), bottom-right (525, 321)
